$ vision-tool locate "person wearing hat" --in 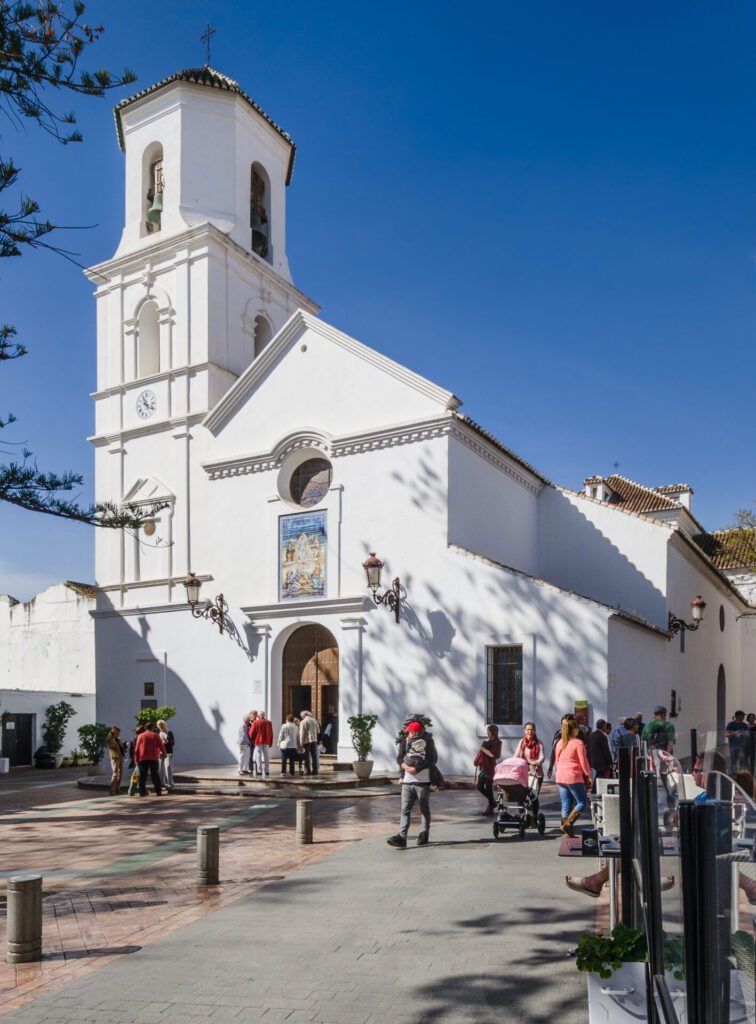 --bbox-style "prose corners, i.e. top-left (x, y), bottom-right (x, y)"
top-left (387, 719), bottom-right (437, 849)
top-left (642, 706), bottom-right (675, 752)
